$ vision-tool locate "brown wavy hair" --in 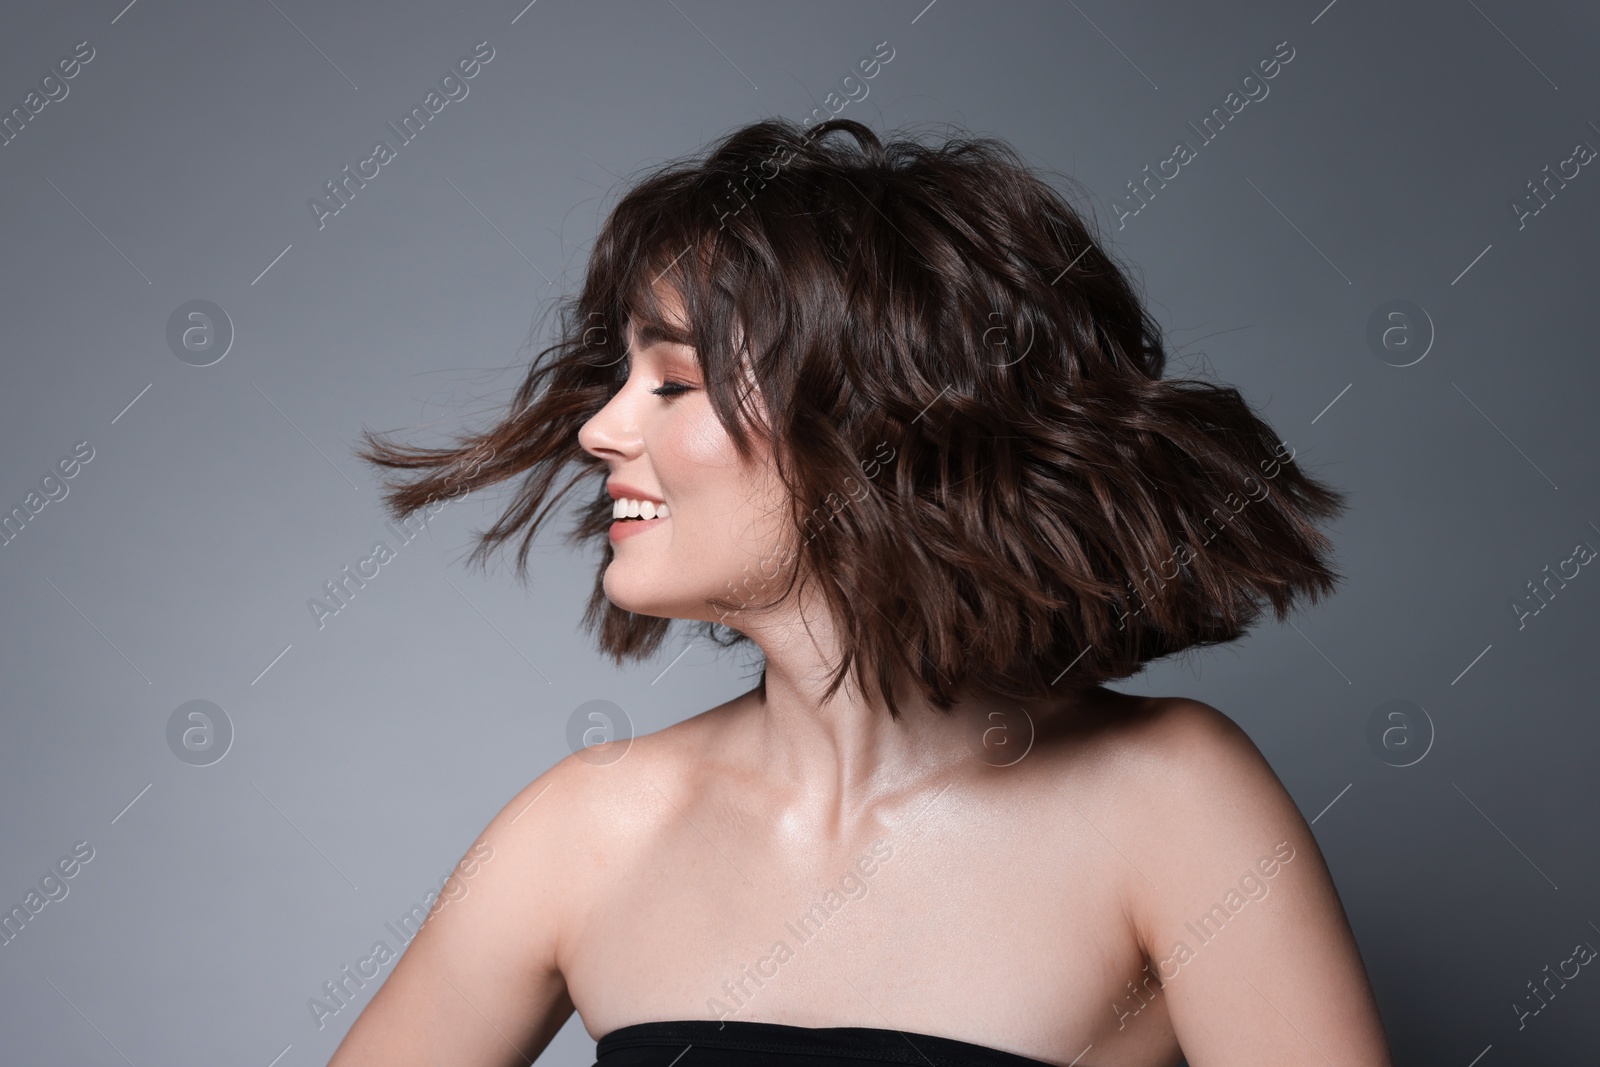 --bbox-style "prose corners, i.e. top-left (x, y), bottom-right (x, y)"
top-left (355, 117), bottom-right (1348, 720)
